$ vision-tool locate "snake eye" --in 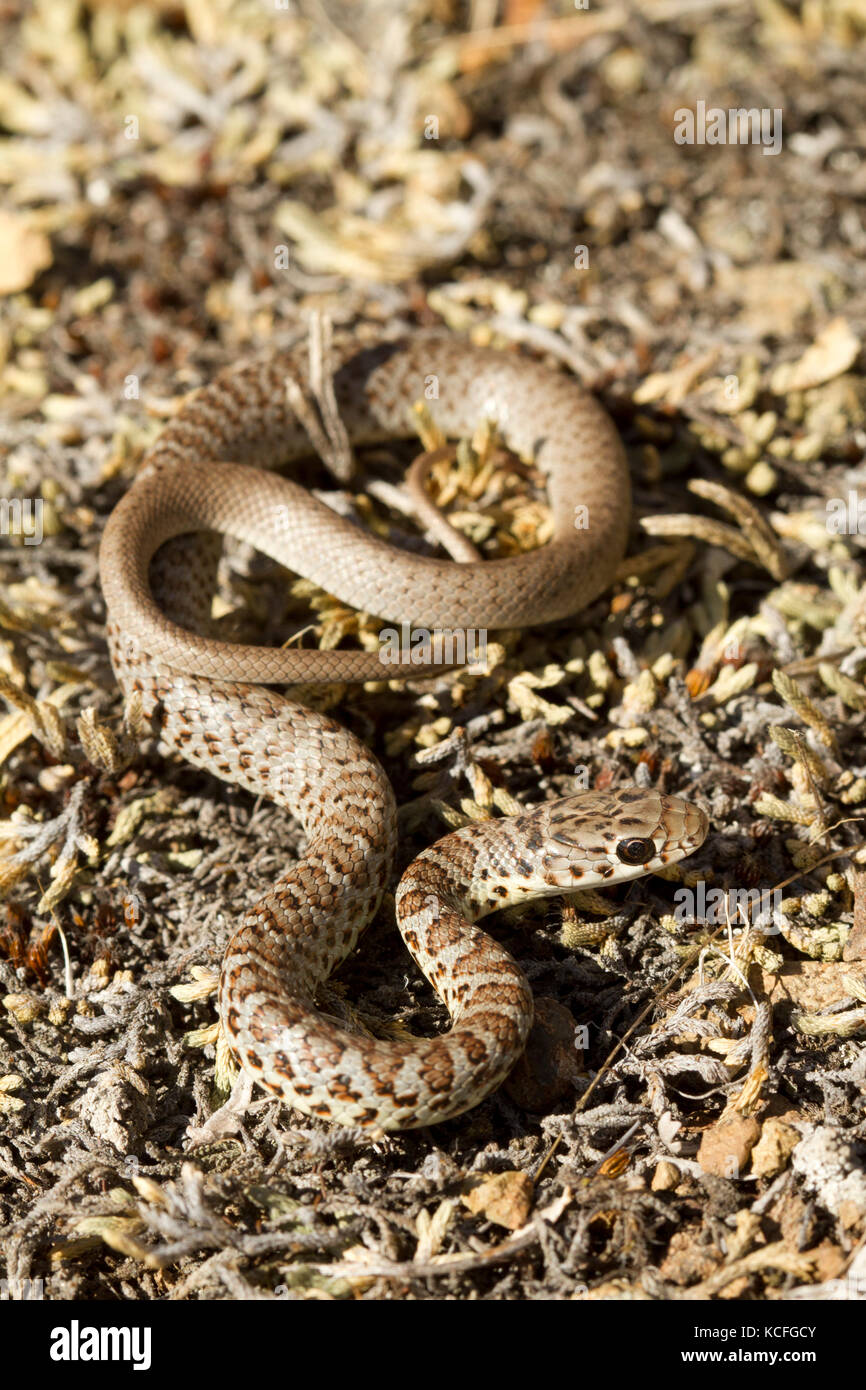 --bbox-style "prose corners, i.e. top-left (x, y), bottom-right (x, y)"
top-left (616, 836), bottom-right (656, 866)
